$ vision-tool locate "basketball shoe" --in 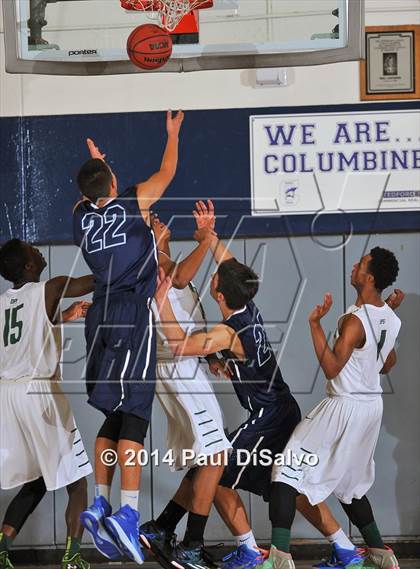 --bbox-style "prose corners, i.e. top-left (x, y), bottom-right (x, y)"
top-left (314, 544), bottom-right (376, 568)
top-left (80, 496), bottom-right (123, 561)
top-left (366, 546), bottom-right (400, 569)
top-left (0, 551), bottom-right (13, 569)
top-left (140, 519), bottom-right (175, 568)
top-left (170, 542), bottom-right (213, 569)
top-left (61, 552), bottom-right (90, 569)
top-left (221, 545), bottom-right (267, 569)
top-left (104, 504), bottom-right (144, 564)
top-left (259, 546), bottom-right (295, 569)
